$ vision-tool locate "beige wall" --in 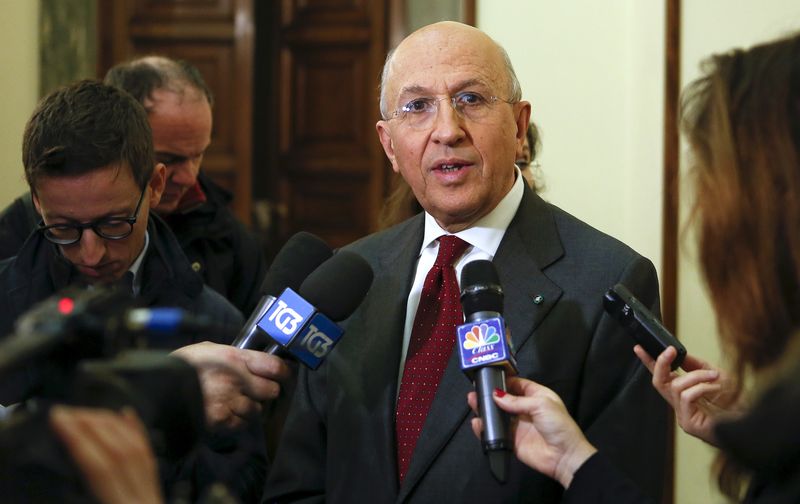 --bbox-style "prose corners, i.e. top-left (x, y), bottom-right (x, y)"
top-left (0, 0), bottom-right (39, 206)
top-left (478, 1), bottom-right (664, 273)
